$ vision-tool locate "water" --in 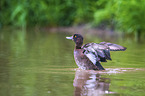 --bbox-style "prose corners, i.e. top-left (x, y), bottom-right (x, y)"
top-left (0, 29), bottom-right (145, 96)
